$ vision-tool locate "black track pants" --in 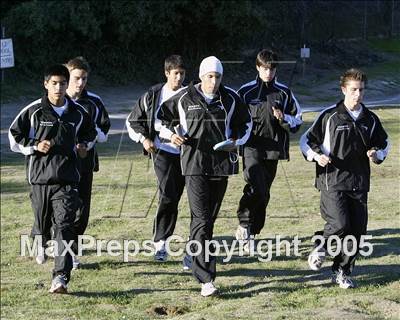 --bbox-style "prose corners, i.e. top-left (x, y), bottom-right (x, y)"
top-left (320, 190), bottom-right (368, 274)
top-left (185, 175), bottom-right (228, 283)
top-left (30, 184), bottom-right (80, 283)
top-left (75, 171), bottom-right (93, 236)
top-left (237, 148), bottom-right (277, 235)
top-left (152, 150), bottom-right (185, 242)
